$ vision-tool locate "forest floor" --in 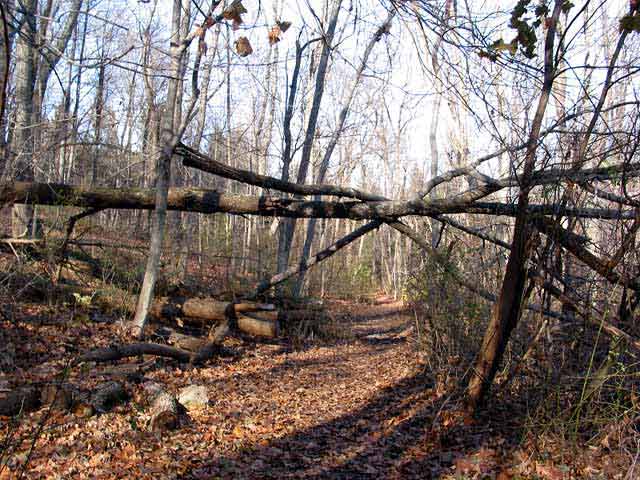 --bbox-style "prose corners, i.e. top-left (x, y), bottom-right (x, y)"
top-left (0, 292), bottom-right (635, 479)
